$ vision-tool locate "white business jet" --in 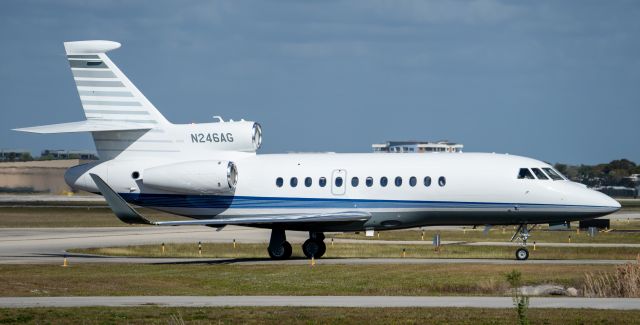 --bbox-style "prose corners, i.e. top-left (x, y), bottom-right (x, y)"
top-left (15, 40), bottom-right (621, 261)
